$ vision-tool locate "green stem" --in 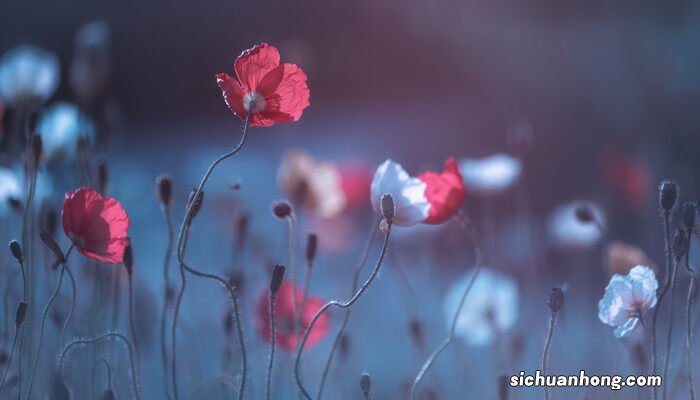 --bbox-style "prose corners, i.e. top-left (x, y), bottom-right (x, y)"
top-left (295, 223), bottom-right (392, 400)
